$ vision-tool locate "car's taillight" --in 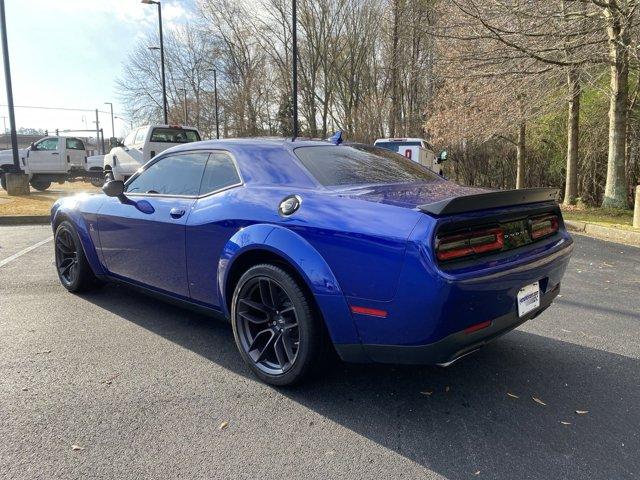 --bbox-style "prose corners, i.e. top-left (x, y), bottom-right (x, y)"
top-left (529, 214), bottom-right (559, 240)
top-left (436, 227), bottom-right (504, 261)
